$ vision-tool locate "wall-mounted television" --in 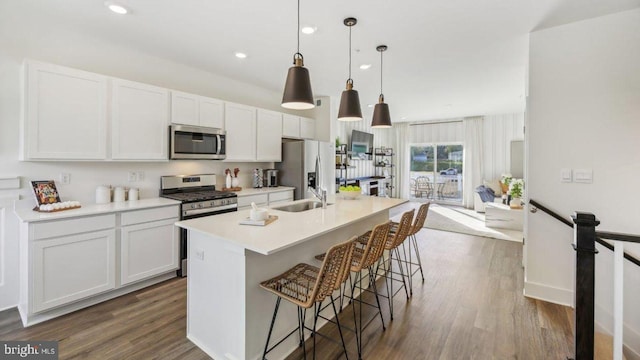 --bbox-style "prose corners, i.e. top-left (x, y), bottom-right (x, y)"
top-left (350, 130), bottom-right (373, 159)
